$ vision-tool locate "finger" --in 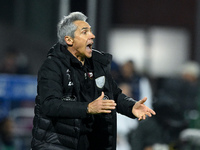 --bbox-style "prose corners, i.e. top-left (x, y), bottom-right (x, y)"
top-left (103, 105), bottom-right (116, 110)
top-left (102, 101), bottom-right (116, 109)
top-left (152, 110), bottom-right (156, 115)
top-left (138, 114), bottom-right (143, 120)
top-left (138, 97), bottom-right (147, 104)
top-left (99, 92), bottom-right (104, 99)
top-left (149, 109), bottom-right (156, 115)
top-left (138, 113), bottom-right (146, 120)
top-left (143, 114), bottom-right (146, 120)
top-left (100, 109), bottom-right (112, 113)
top-left (103, 100), bottom-right (116, 105)
top-left (102, 104), bottom-right (116, 109)
top-left (138, 116), bottom-right (143, 121)
top-left (145, 112), bottom-right (152, 117)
